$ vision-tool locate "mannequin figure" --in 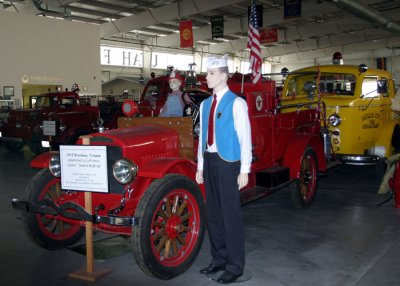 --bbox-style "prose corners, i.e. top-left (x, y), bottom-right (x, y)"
top-left (196, 55), bottom-right (252, 284)
top-left (159, 71), bottom-right (186, 117)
